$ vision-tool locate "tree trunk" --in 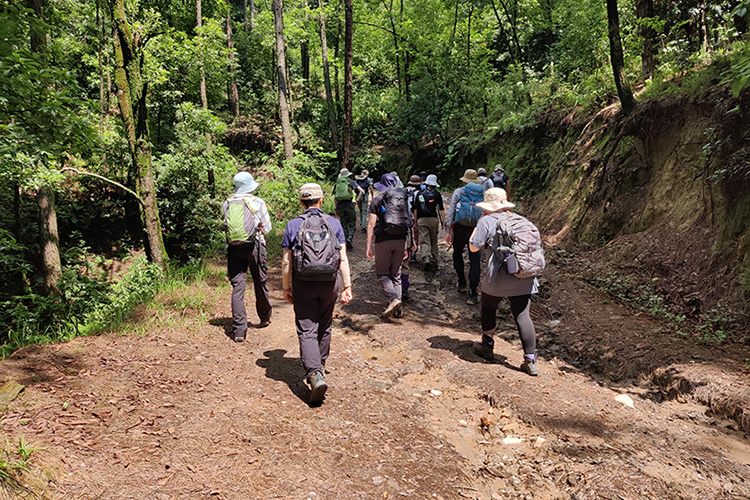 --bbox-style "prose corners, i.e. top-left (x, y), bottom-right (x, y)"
top-left (635, 0), bottom-right (655, 79)
top-left (250, 0), bottom-right (256, 30)
top-left (98, 0), bottom-right (105, 132)
top-left (110, 0), bottom-right (168, 270)
top-left (197, 0), bottom-right (208, 110)
top-left (227, 13), bottom-right (240, 117)
top-left (607, 0), bottom-right (636, 113)
top-left (466, 4), bottom-right (472, 67)
top-left (342, 0), bottom-right (353, 170)
top-left (273, 0), bottom-right (294, 160)
top-left (36, 186), bottom-right (61, 297)
top-left (244, 0), bottom-right (248, 32)
top-left (319, 0), bottom-right (340, 156)
top-left (335, 5), bottom-right (341, 107)
top-left (301, 40), bottom-right (310, 83)
top-left (382, 0), bottom-right (401, 98)
top-left (699, 3), bottom-right (709, 53)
